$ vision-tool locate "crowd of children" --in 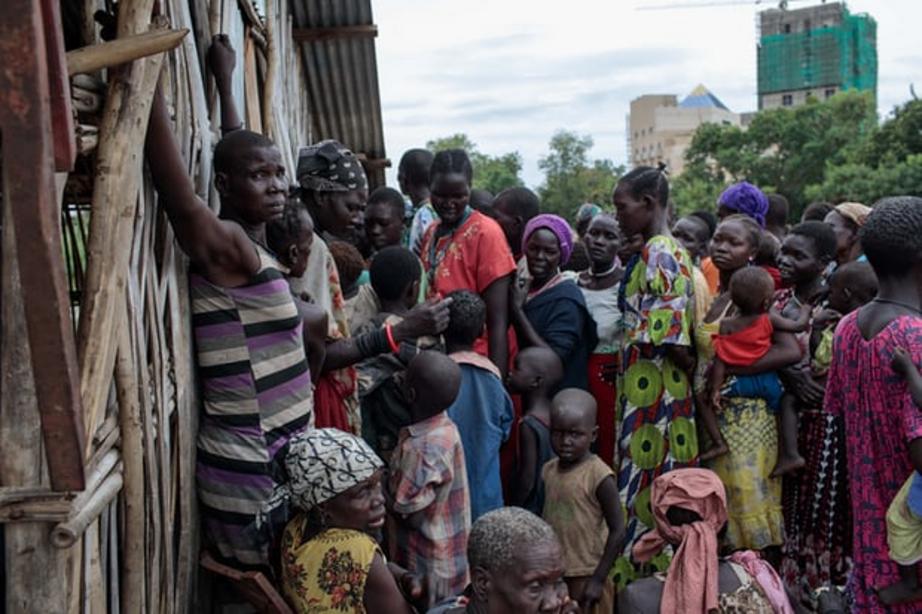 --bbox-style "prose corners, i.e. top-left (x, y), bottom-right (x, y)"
top-left (141, 35), bottom-right (922, 614)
